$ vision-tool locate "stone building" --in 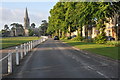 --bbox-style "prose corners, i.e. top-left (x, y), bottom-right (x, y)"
top-left (24, 8), bottom-right (30, 36)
